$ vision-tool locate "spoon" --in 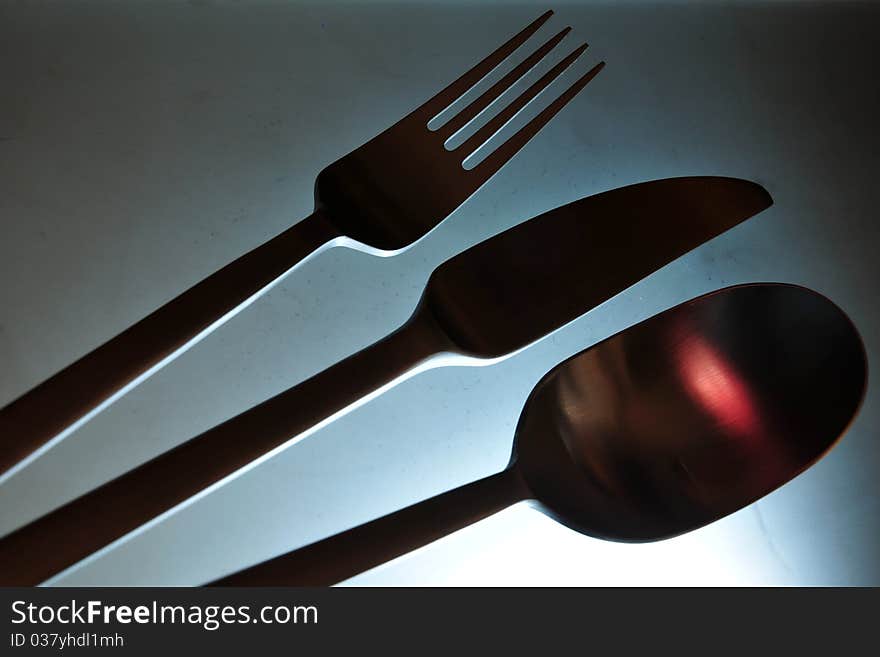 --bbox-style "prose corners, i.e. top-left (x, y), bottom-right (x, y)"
top-left (0, 176), bottom-right (772, 586)
top-left (210, 283), bottom-right (867, 585)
